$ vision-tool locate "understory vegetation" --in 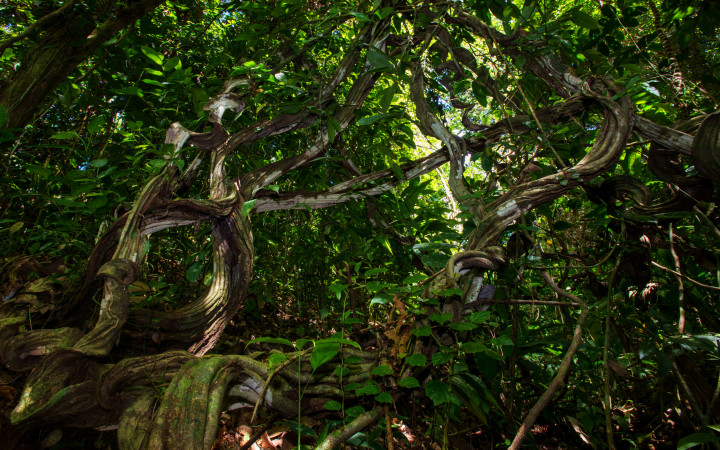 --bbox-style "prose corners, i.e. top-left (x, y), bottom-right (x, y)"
top-left (1, 0), bottom-right (720, 448)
